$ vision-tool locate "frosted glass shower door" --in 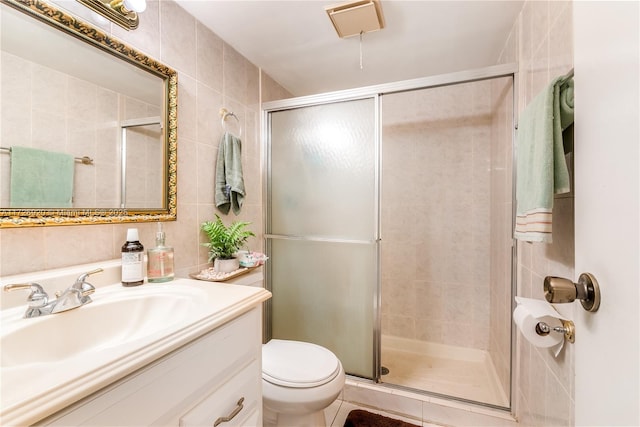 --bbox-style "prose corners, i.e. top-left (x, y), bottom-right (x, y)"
top-left (267, 98), bottom-right (378, 379)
